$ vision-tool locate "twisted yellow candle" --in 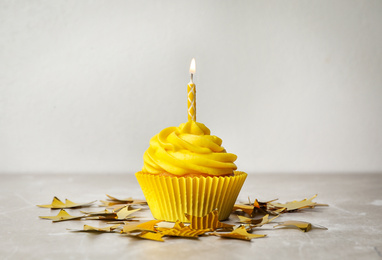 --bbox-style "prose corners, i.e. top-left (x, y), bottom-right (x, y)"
top-left (188, 58), bottom-right (196, 121)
